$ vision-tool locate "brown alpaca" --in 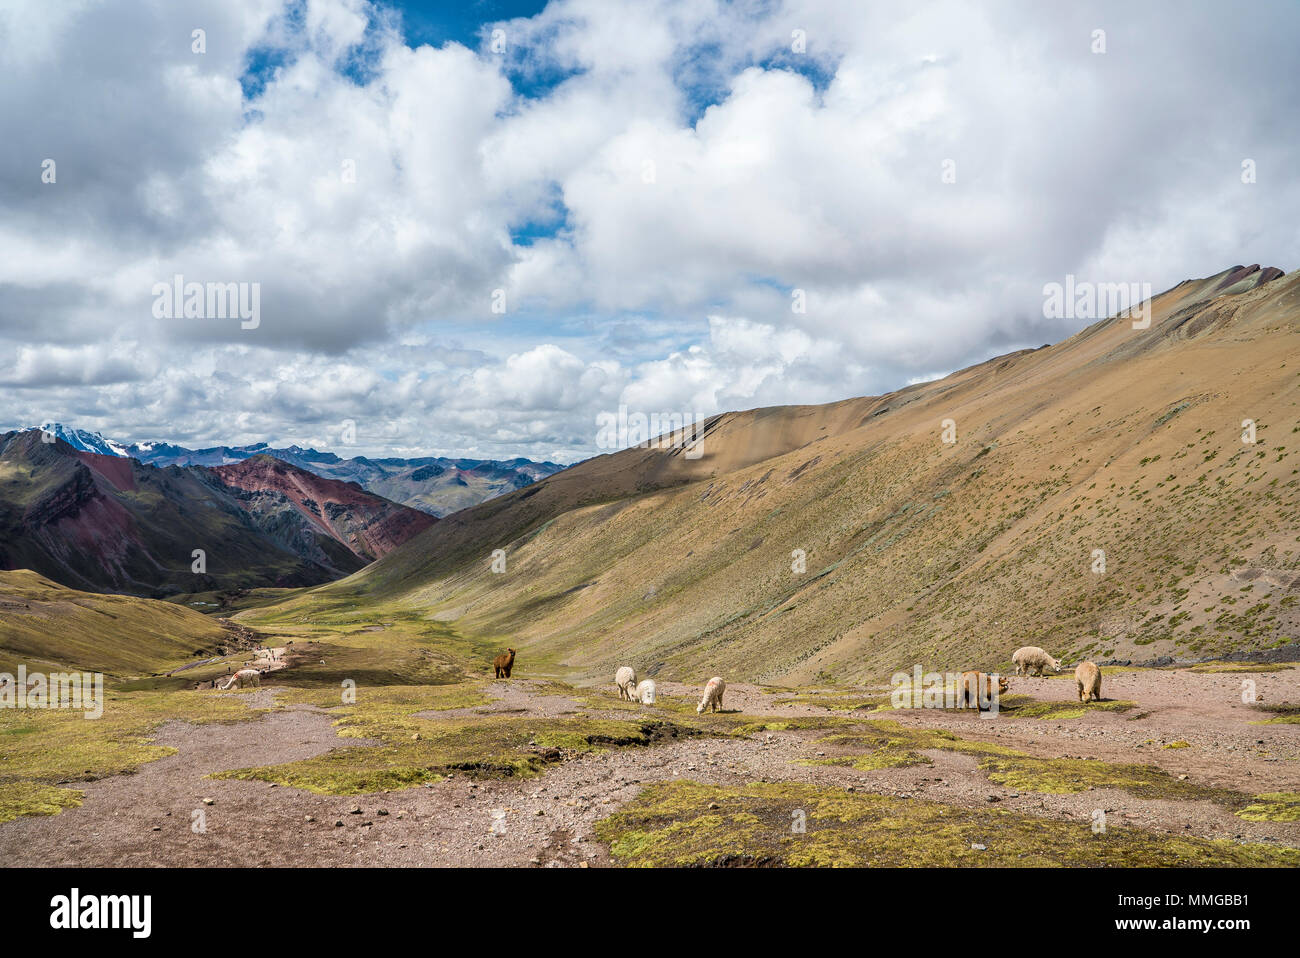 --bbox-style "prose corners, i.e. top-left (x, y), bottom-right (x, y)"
top-left (958, 671), bottom-right (1009, 710)
top-left (493, 648), bottom-right (516, 679)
